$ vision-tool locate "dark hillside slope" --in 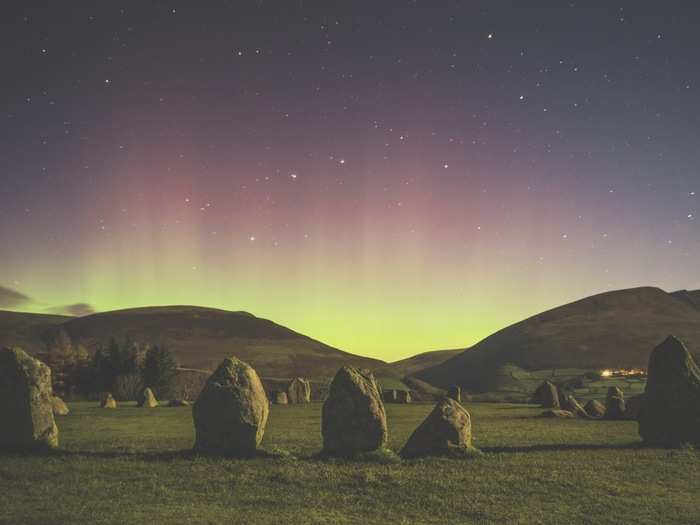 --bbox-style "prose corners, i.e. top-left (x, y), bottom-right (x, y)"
top-left (416, 287), bottom-right (700, 391)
